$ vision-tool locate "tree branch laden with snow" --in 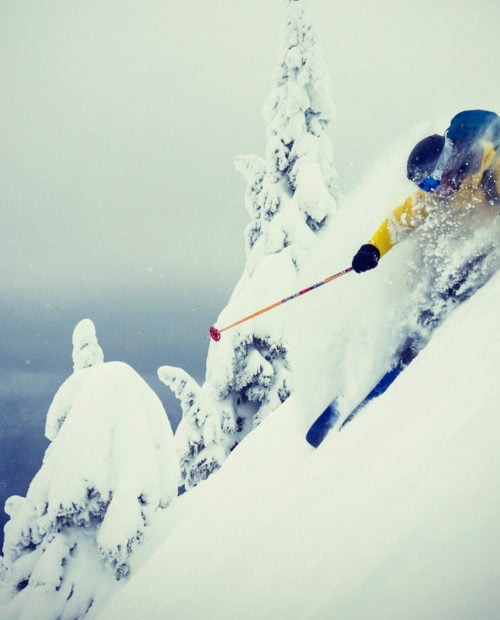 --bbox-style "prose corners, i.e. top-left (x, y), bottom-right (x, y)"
top-left (158, 366), bottom-right (238, 490)
top-left (72, 319), bottom-right (104, 373)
